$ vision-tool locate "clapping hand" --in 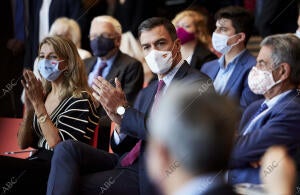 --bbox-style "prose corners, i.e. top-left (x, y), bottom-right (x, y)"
top-left (92, 76), bottom-right (127, 125)
top-left (21, 69), bottom-right (44, 111)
